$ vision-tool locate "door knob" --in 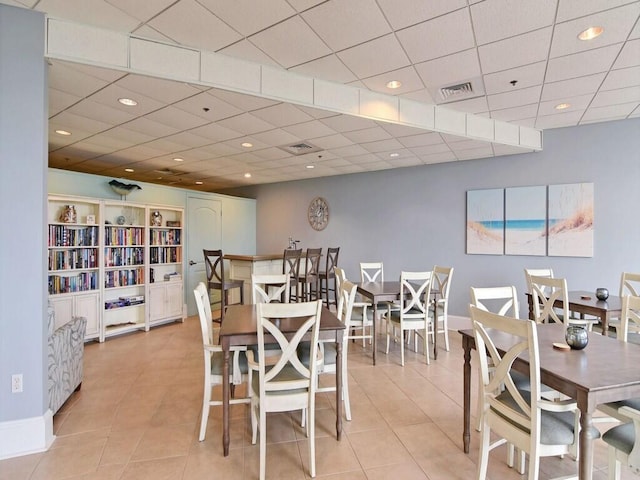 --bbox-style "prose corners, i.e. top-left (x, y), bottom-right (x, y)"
top-left (189, 260), bottom-right (197, 266)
